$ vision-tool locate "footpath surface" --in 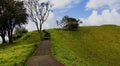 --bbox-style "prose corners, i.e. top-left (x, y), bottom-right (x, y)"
top-left (27, 34), bottom-right (64, 66)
